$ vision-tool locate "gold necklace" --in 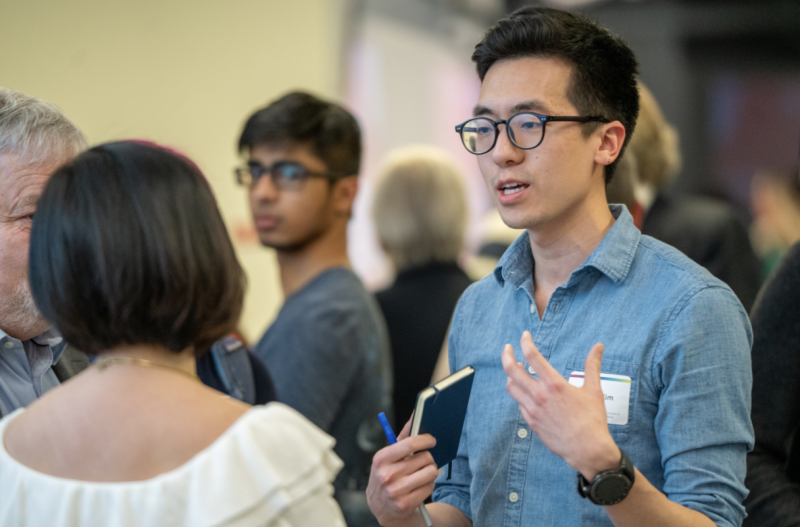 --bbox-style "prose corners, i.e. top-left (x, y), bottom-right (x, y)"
top-left (93, 356), bottom-right (200, 382)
